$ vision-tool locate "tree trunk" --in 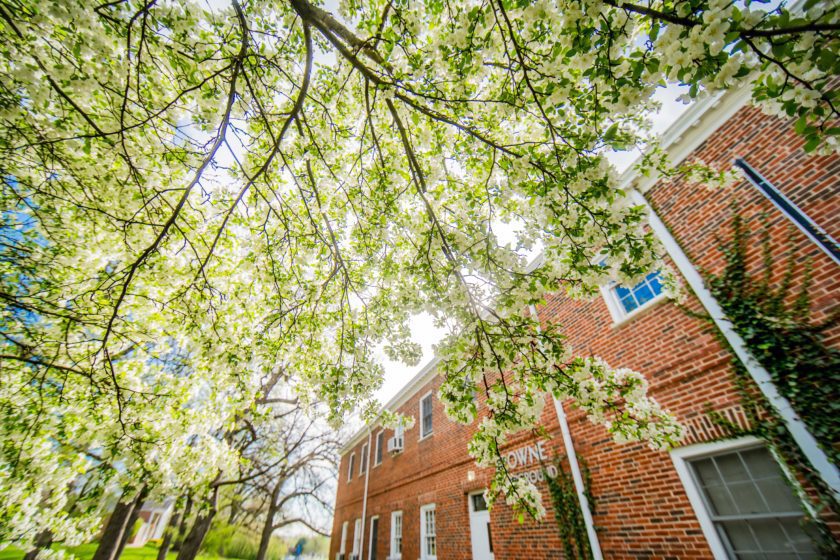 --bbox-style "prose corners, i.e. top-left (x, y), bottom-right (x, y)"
top-left (171, 494), bottom-right (193, 552)
top-left (156, 499), bottom-right (184, 560)
top-left (254, 503), bottom-right (277, 560)
top-left (92, 486), bottom-right (147, 560)
top-left (227, 497), bottom-right (239, 525)
top-left (114, 486), bottom-right (150, 559)
top-left (175, 489), bottom-right (218, 560)
top-left (23, 530), bottom-right (53, 560)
